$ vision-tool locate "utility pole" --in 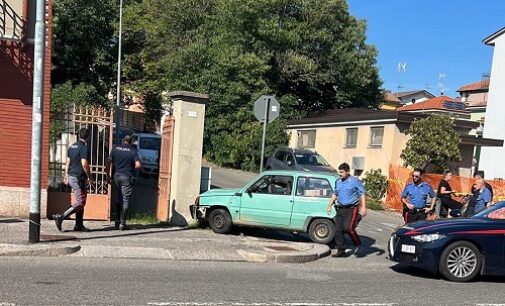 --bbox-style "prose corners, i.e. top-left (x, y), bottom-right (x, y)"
top-left (28, 0), bottom-right (47, 243)
top-left (115, 0), bottom-right (124, 145)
